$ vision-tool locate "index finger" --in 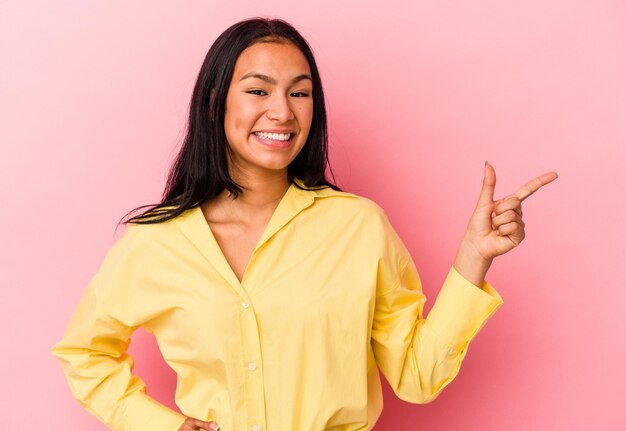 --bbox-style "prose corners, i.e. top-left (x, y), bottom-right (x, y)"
top-left (512, 171), bottom-right (559, 202)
